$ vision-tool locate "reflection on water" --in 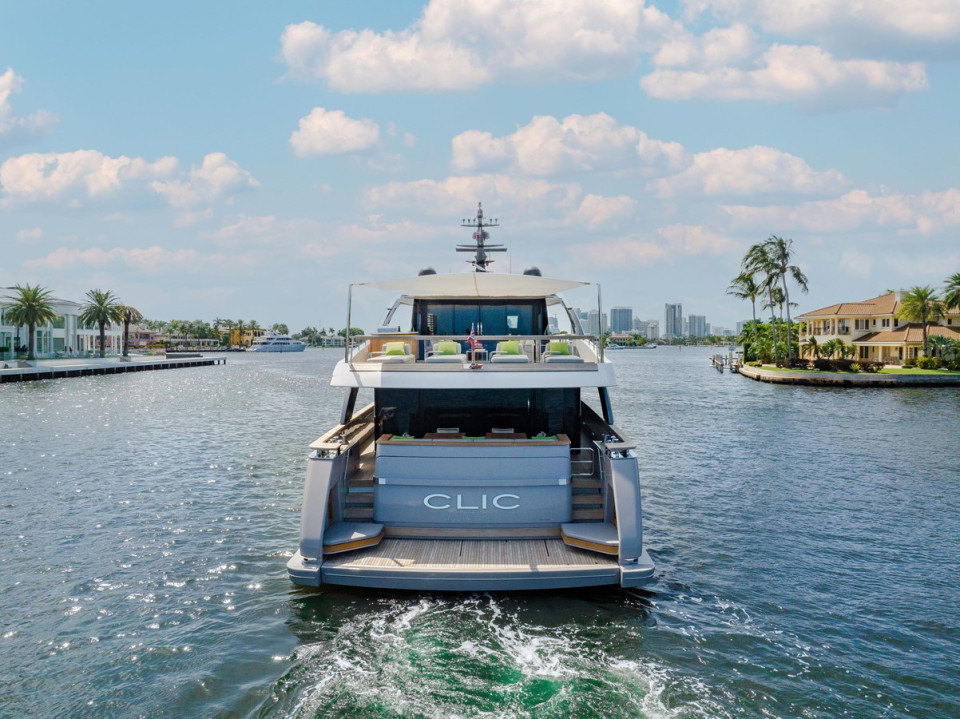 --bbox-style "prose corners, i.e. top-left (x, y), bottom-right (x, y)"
top-left (1, 349), bottom-right (958, 718)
